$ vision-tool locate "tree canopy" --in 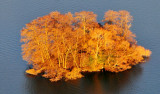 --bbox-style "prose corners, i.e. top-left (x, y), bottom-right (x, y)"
top-left (21, 10), bottom-right (151, 82)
